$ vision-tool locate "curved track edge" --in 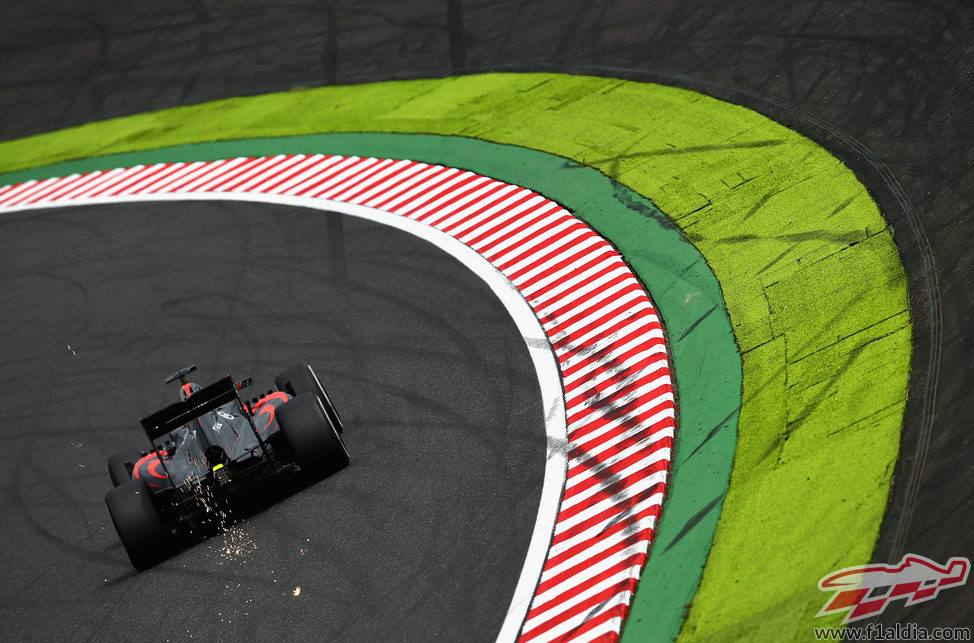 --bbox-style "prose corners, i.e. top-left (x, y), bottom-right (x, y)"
top-left (0, 155), bottom-right (680, 642)
top-left (0, 132), bottom-right (738, 642)
top-left (0, 72), bottom-right (910, 641)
